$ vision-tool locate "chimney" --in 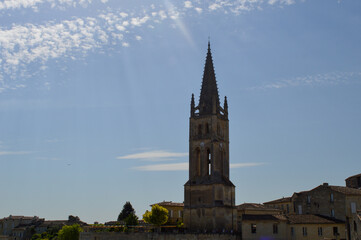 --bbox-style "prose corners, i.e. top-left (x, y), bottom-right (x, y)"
top-left (323, 183), bottom-right (329, 186)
